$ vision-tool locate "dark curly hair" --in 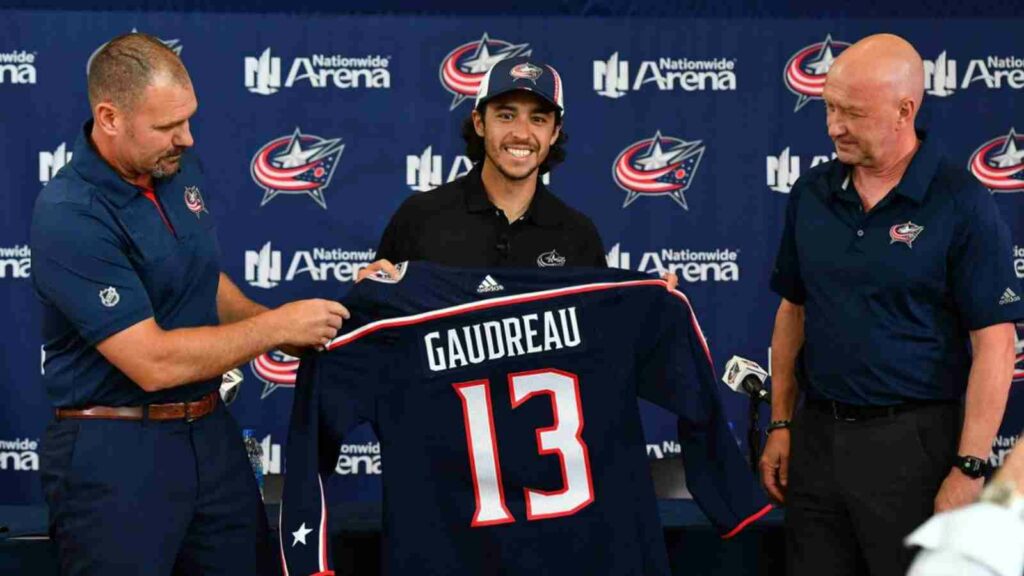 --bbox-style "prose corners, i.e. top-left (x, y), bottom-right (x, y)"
top-left (461, 107), bottom-right (568, 175)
